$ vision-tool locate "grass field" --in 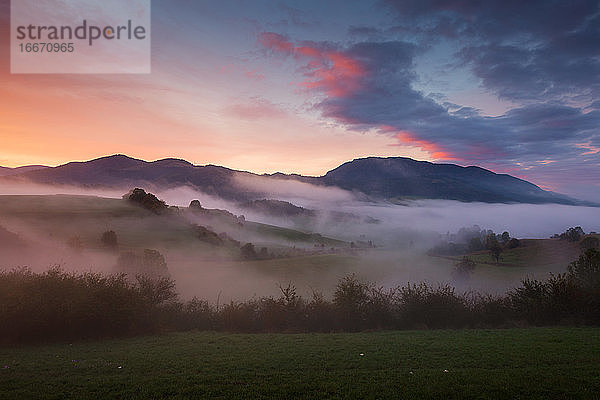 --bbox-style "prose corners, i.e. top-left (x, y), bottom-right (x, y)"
top-left (2, 328), bottom-right (599, 399)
